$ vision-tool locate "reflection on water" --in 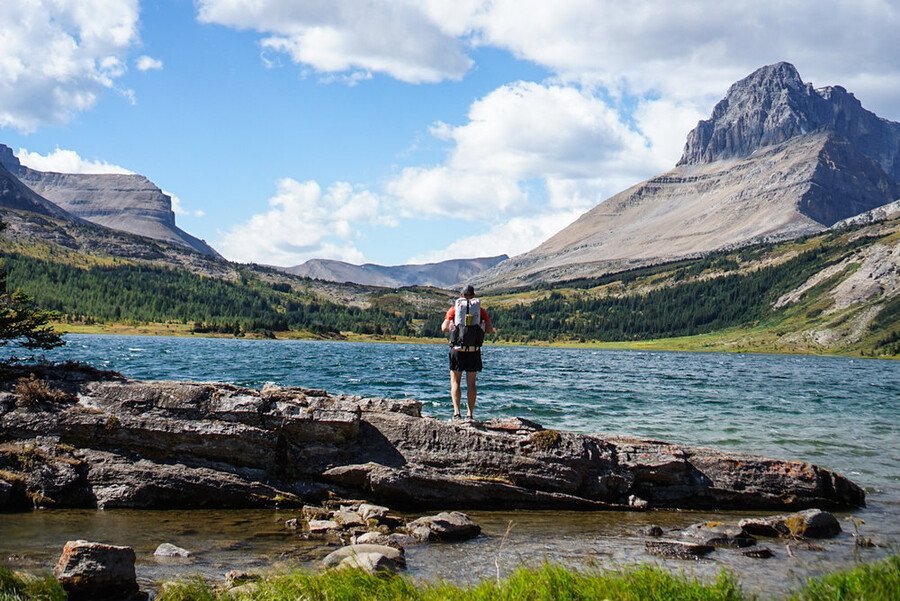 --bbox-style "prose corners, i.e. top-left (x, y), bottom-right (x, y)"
top-left (1, 335), bottom-right (897, 592)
